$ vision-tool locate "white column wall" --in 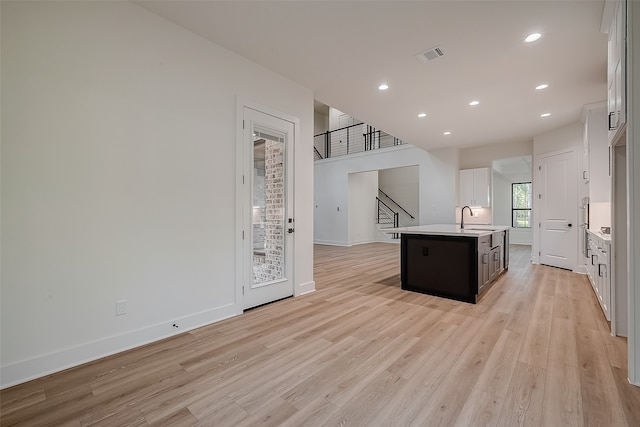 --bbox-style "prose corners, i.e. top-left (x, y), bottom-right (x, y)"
top-left (314, 145), bottom-right (458, 246)
top-left (493, 173), bottom-right (512, 226)
top-left (348, 171), bottom-right (379, 245)
top-left (1, 1), bottom-right (314, 387)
